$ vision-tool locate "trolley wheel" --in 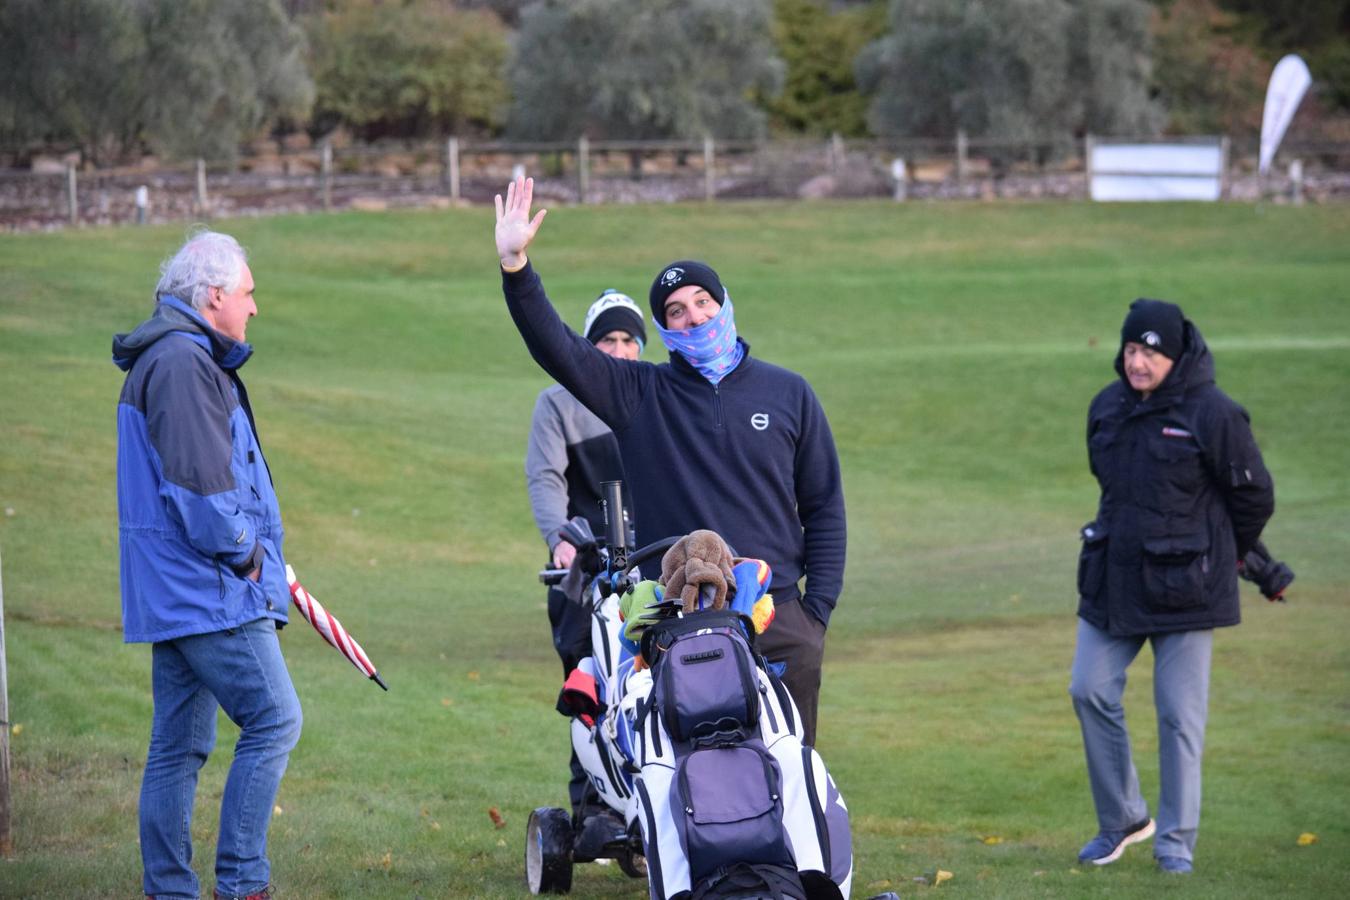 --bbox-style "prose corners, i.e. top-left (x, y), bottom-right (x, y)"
top-left (616, 846), bottom-right (647, 879)
top-left (525, 807), bottom-right (574, 894)
top-left (617, 821), bottom-right (647, 879)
